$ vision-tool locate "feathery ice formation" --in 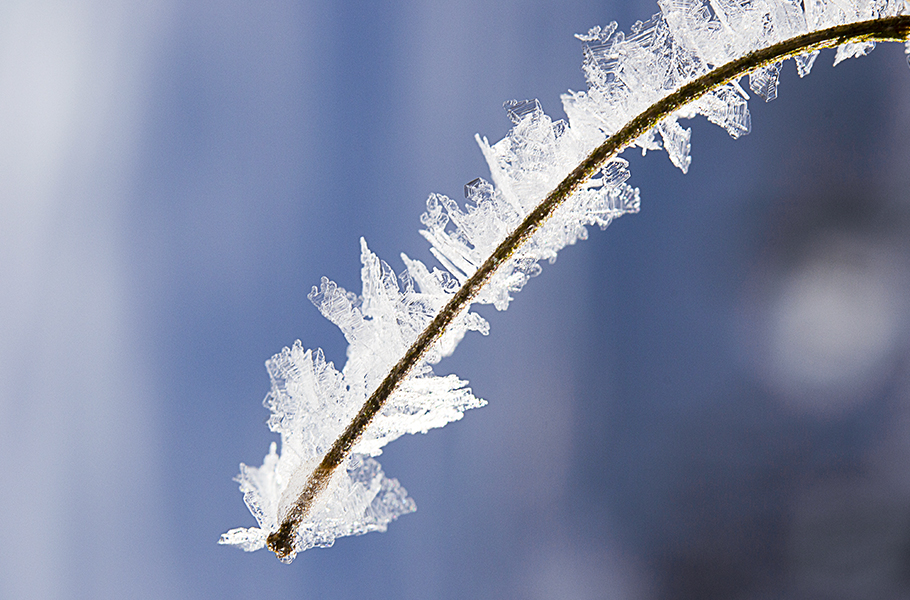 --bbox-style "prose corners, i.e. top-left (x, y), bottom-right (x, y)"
top-left (221, 0), bottom-right (910, 561)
